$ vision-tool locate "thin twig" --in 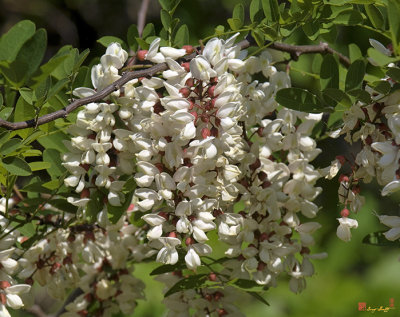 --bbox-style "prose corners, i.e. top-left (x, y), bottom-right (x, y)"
top-left (245, 34), bottom-right (351, 67)
top-left (0, 38), bottom-right (351, 131)
top-left (13, 184), bottom-right (24, 201)
top-left (137, 0), bottom-right (151, 36)
top-left (270, 42), bottom-right (351, 67)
